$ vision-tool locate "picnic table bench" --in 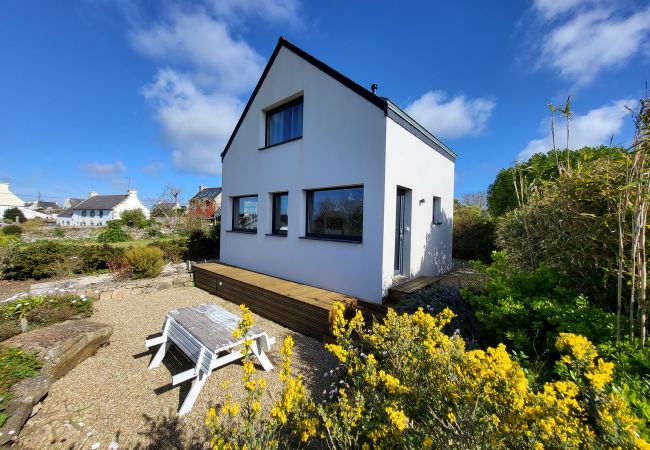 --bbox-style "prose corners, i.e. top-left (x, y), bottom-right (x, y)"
top-left (145, 303), bottom-right (275, 415)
